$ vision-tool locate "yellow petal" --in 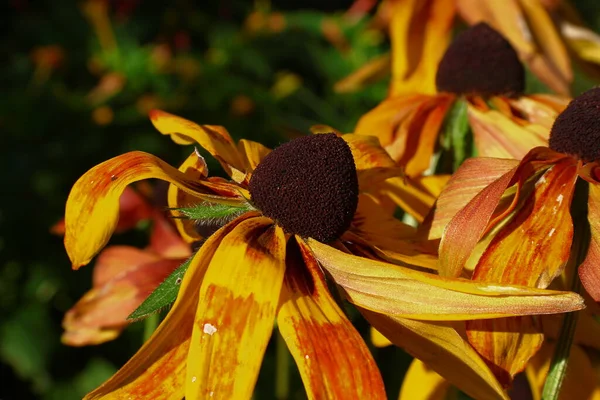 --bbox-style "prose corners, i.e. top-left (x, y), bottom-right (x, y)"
top-left (84, 212), bottom-right (255, 399)
top-left (579, 183), bottom-right (600, 302)
top-left (377, 176), bottom-right (439, 223)
top-left (277, 238), bottom-right (386, 399)
top-left (526, 342), bottom-right (600, 400)
top-left (370, 327), bottom-right (393, 348)
top-left (430, 157), bottom-right (519, 239)
top-left (388, 0), bottom-right (456, 96)
top-left (185, 217), bottom-right (286, 399)
top-left (334, 54), bottom-right (391, 93)
top-left (149, 109), bottom-right (245, 175)
top-left (361, 310), bottom-right (508, 400)
top-left (399, 359), bottom-right (451, 400)
top-left (65, 151), bottom-right (241, 269)
top-left (308, 239), bottom-right (584, 320)
top-left (237, 139), bottom-right (271, 173)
